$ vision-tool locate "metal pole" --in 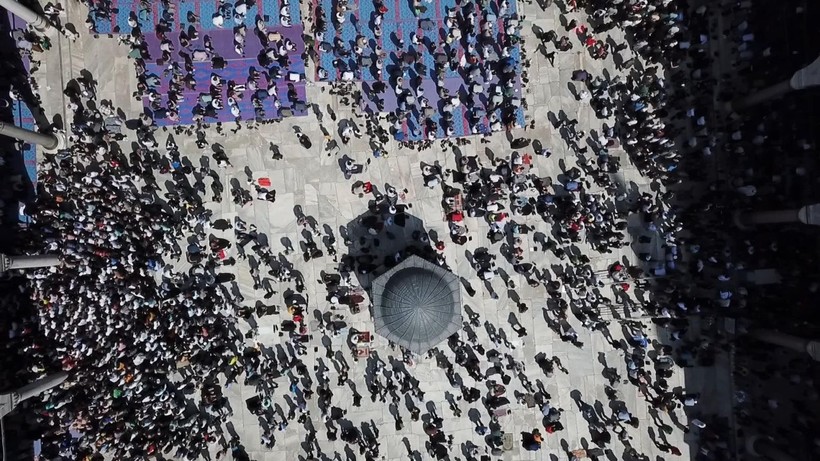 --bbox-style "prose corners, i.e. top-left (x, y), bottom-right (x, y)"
top-left (790, 55), bottom-right (820, 91)
top-left (797, 203), bottom-right (820, 225)
top-left (0, 372), bottom-right (68, 418)
top-left (15, 372), bottom-right (68, 403)
top-left (7, 254), bottom-right (61, 270)
top-left (0, 0), bottom-right (51, 31)
top-left (735, 209), bottom-right (800, 227)
top-left (0, 253), bottom-right (61, 272)
top-left (1, 417), bottom-right (6, 461)
top-left (728, 80), bottom-right (792, 112)
top-left (728, 54), bottom-right (820, 112)
top-left (0, 121), bottom-right (59, 149)
top-left (750, 330), bottom-right (820, 362)
top-left (734, 203), bottom-right (820, 229)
